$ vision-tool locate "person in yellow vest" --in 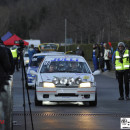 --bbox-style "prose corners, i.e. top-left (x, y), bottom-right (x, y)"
top-left (11, 45), bottom-right (19, 71)
top-left (113, 42), bottom-right (130, 100)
